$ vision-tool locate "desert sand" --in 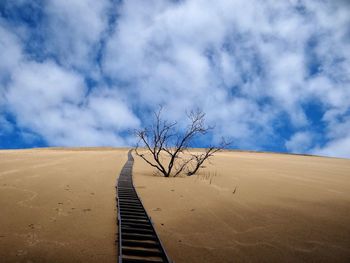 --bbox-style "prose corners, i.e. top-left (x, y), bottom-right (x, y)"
top-left (0, 148), bottom-right (128, 263)
top-left (133, 151), bottom-right (350, 263)
top-left (1, 148), bottom-right (350, 263)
